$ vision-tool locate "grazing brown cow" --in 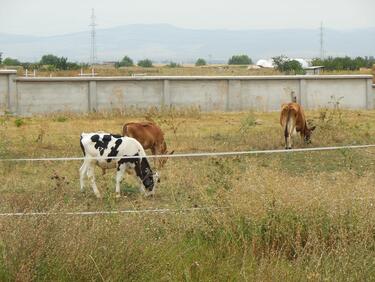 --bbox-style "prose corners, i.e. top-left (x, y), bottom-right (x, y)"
top-left (280, 102), bottom-right (316, 149)
top-left (122, 122), bottom-right (174, 168)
